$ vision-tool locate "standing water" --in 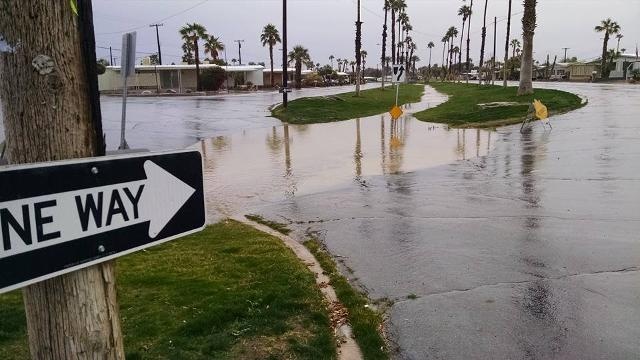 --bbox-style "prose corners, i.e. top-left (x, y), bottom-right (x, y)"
top-left (194, 86), bottom-right (496, 221)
